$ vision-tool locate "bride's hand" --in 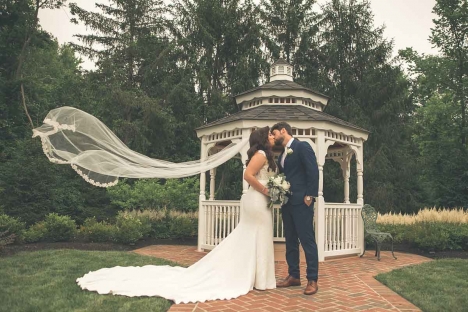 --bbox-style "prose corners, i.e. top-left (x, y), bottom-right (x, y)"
top-left (261, 187), bottom-right (270, 196)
